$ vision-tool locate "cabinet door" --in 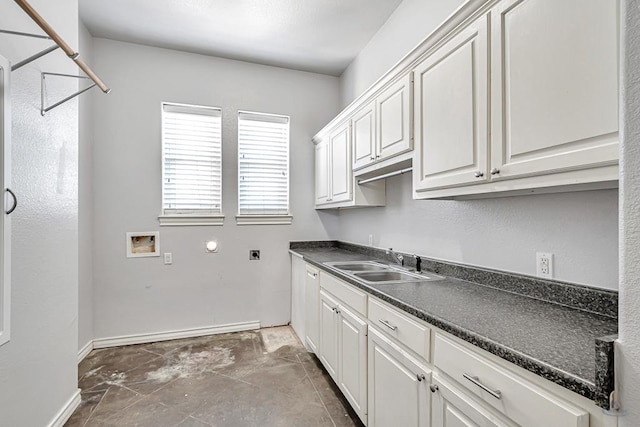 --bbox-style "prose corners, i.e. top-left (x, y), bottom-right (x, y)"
top-left (304, 265), bottom-right (320, 354)
top-left (490, 0), bottom-right (619, 180)
top-left (352, 101), bottom-right (376, 170)
top-left (338, 304), bottom-right (368, 424)
top-left (329, 123), bottom-right (352, 203)
top-left (290, 255), bottom-right (306, 343)
top-left (376, 73), bottom-right (413, 161)
top-left (0, 55), bottom-right (10, 347)
top-left (319, 290), bottom-right (339, 381)
top-left (315, 140), bottom-right (330, 205)
top-left (413, 14), bottom-right (489, 192)
top-left (431, 376), bottom-right (515, 427)
top-left (368, 327), bottom-right (431, 427)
